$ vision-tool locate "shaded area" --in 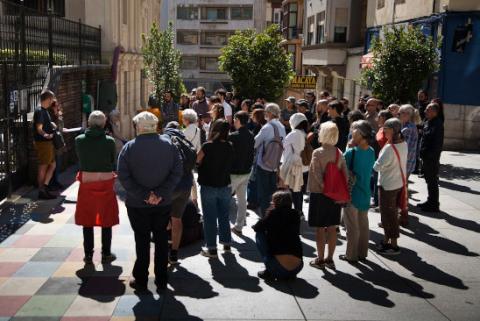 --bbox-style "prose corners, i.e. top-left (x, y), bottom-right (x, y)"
top-left (439, 164), bottom-right (480, 182)
top-left (439, 180), bottom-right (480, 195)
top-left (411, 206), bottom-right (480, 234)
top-left (76, 264), bottom-right (126, 302)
